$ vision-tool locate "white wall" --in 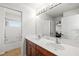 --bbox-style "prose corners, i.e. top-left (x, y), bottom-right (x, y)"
top-left (62, 15), bottom-right (79, 39)
top-left (62, 9), bottom-right (79, 47)
top-left (63, 8), bottom-right (79, 17)
top-left (22, 6), bottom-right (36, 56)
